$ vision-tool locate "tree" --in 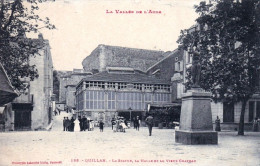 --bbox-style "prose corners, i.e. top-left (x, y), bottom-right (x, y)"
top-left (0, 0), bottom-right (55, 91)
top-left (178, 0), bottom-right (260, 135)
